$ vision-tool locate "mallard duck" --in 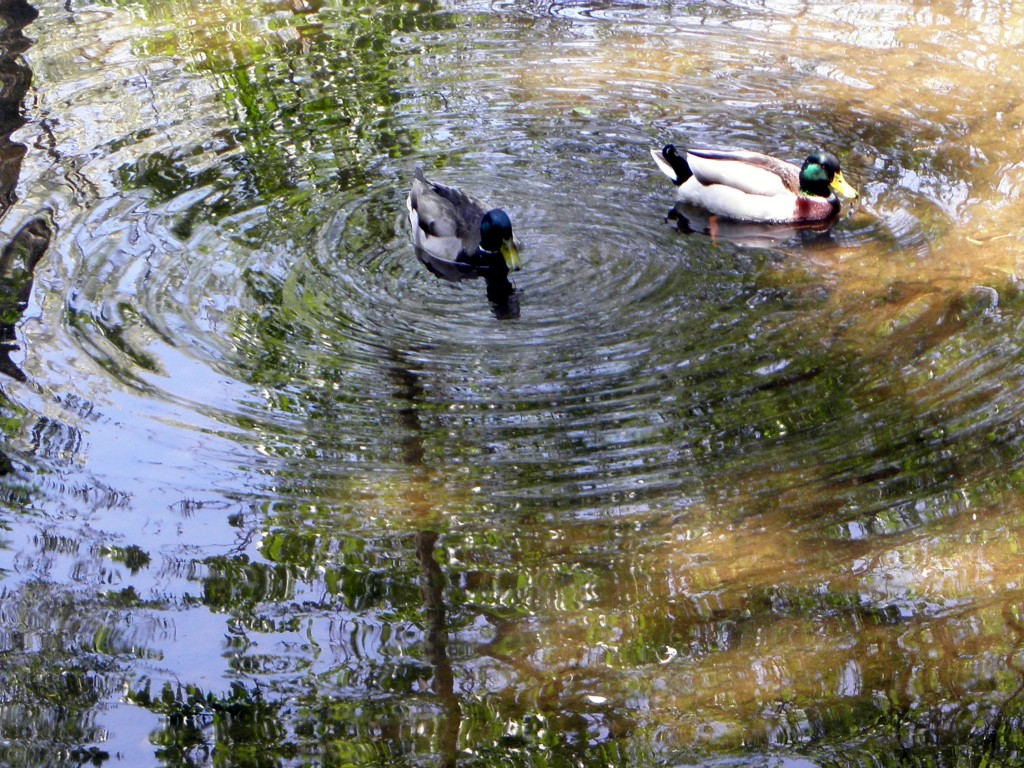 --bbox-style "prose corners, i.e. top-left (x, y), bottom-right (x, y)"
top-left (650, 144), bottom-right (859, 223)
top-left (407, 168), bottom-right (521, 273)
